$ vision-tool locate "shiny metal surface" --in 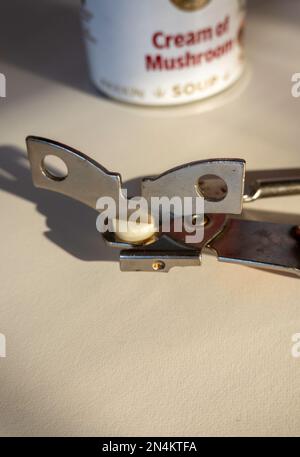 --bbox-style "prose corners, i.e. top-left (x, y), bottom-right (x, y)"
top-left (120, 214), bottom-right (227, 272)
top-left (26, 136), bottom-right (124, 211)
top-left (26, 136), bottom-right (300, 276)
top-left (120, 236), bottom-right (201, 272)
top-left (244, 168), bottom-right (300, 202)
top-left (142, 159), bottom-right (245, 214)
top-left (209, 218), bottom-right (300, 277)
top-left (27, 137), bottom-right (245, 216)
